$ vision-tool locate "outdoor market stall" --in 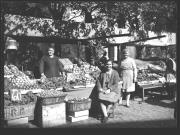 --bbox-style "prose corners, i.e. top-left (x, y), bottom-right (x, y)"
top-left (4, 55), bottom-right (100, 127)
top-left (135, 59), bottom-right (166, 102)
